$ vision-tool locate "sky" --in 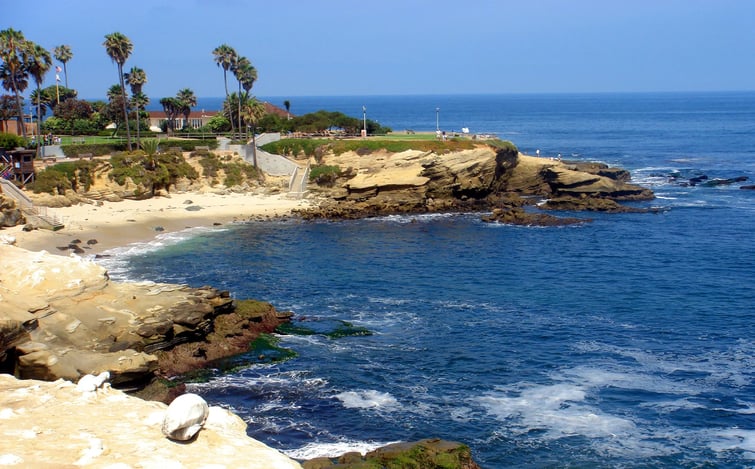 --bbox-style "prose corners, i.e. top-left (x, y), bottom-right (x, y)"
top-left (4, 0), bottom-right (755, 99)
